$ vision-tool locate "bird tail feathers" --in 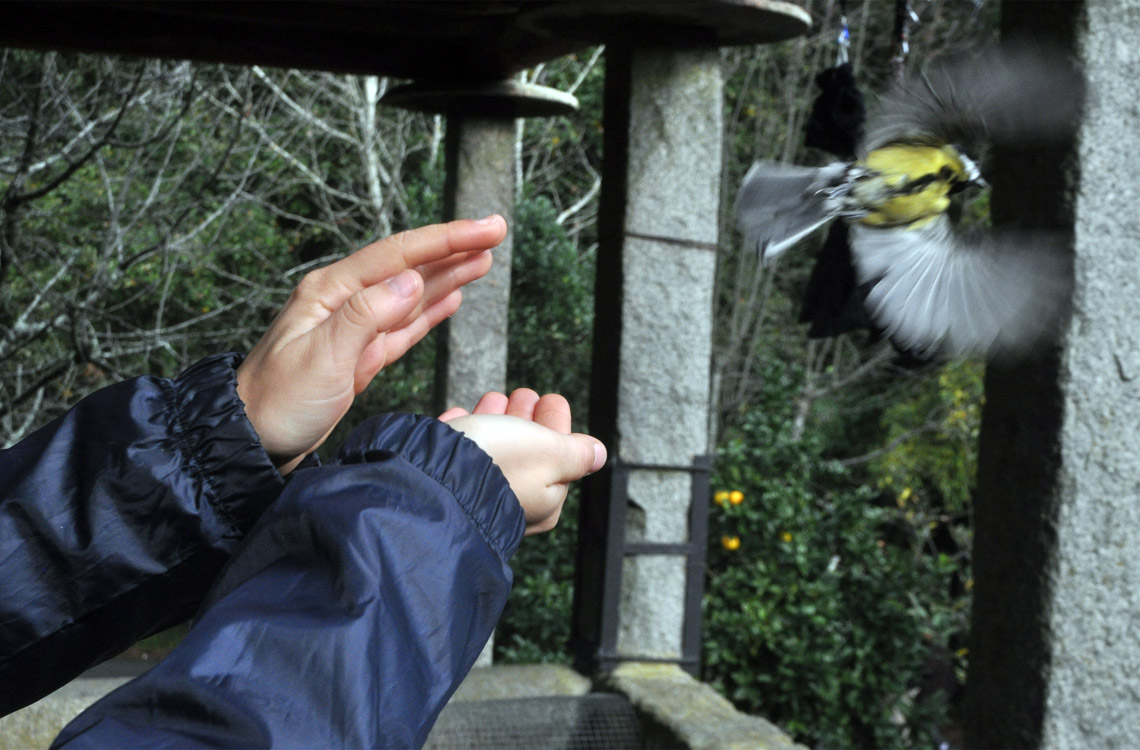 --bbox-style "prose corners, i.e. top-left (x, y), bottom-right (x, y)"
top-left (735, 160), bottom-right (848, 264)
